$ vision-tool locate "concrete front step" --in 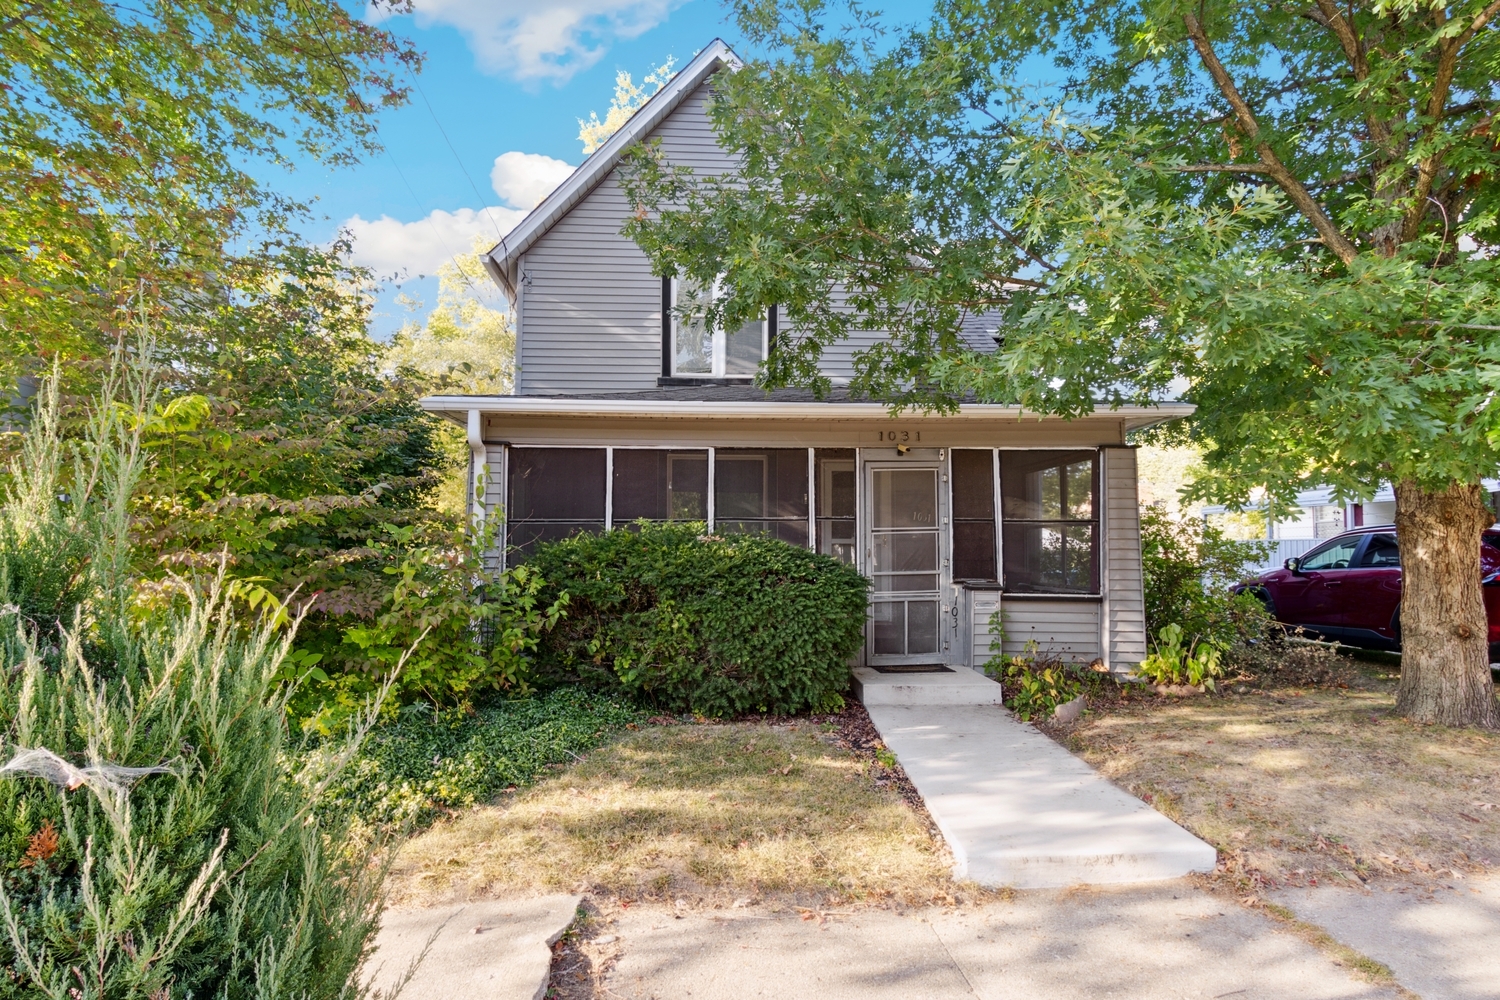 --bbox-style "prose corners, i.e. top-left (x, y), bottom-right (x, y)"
top-left (865, 703), bottom-right (1217, 889)
top-left (851, 665), bottom-right (1005, 706)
